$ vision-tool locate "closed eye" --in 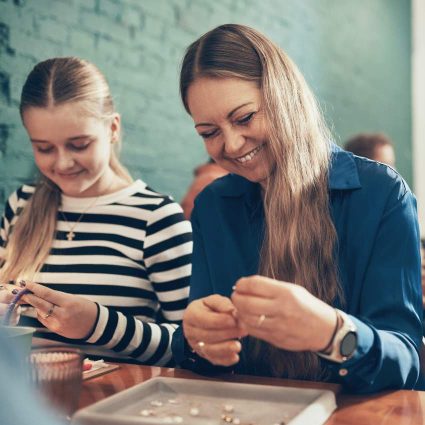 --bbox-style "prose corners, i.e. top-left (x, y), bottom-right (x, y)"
top-left (36, 146), bottom-right (53, 154)
top-left (236, 112), bottom-right (255, 125)
top-left (199, 129), bottom-right (219, 140)
top-left (69, 143), bottom-right (90, 151)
